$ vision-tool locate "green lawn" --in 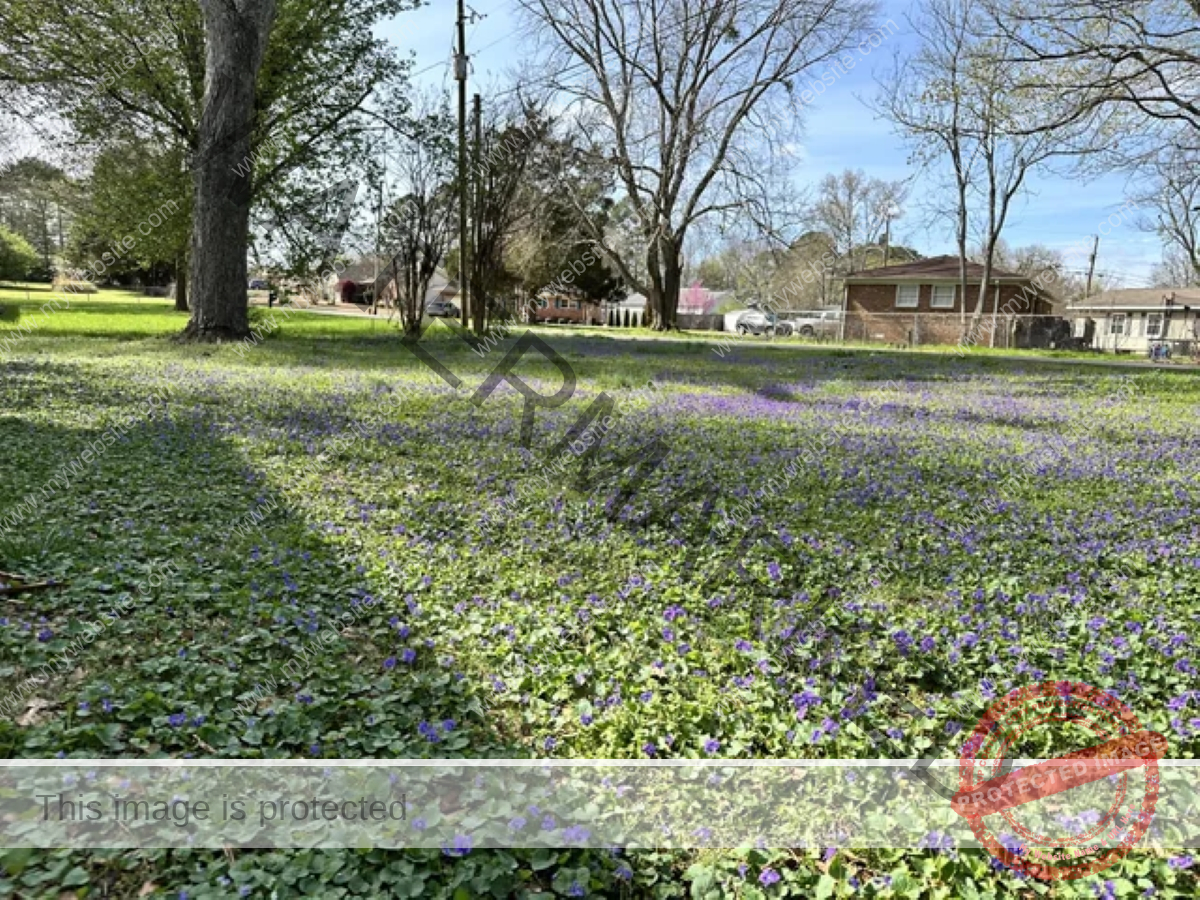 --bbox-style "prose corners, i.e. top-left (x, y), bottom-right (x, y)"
top-left (1, 297), bottom-right (1198, 897)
